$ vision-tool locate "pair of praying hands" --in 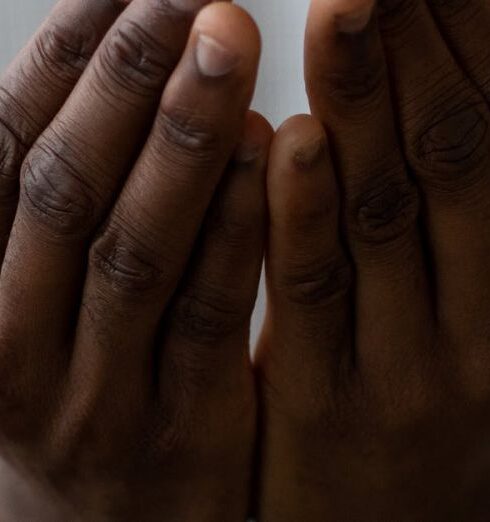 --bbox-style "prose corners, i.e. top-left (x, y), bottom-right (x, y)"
top-left (0, 0), bottom-right (489, 520)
